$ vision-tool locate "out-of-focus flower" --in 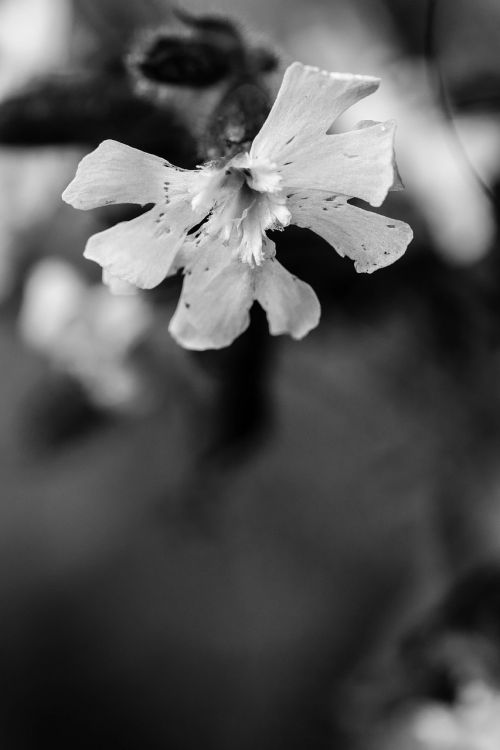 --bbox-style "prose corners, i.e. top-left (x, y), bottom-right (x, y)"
top-left (412, 682), bottom-right (500, 750)
top-left (19, 258), bottom-right (153, 412)
top-left (63, 62), bottom-right (412, 350)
